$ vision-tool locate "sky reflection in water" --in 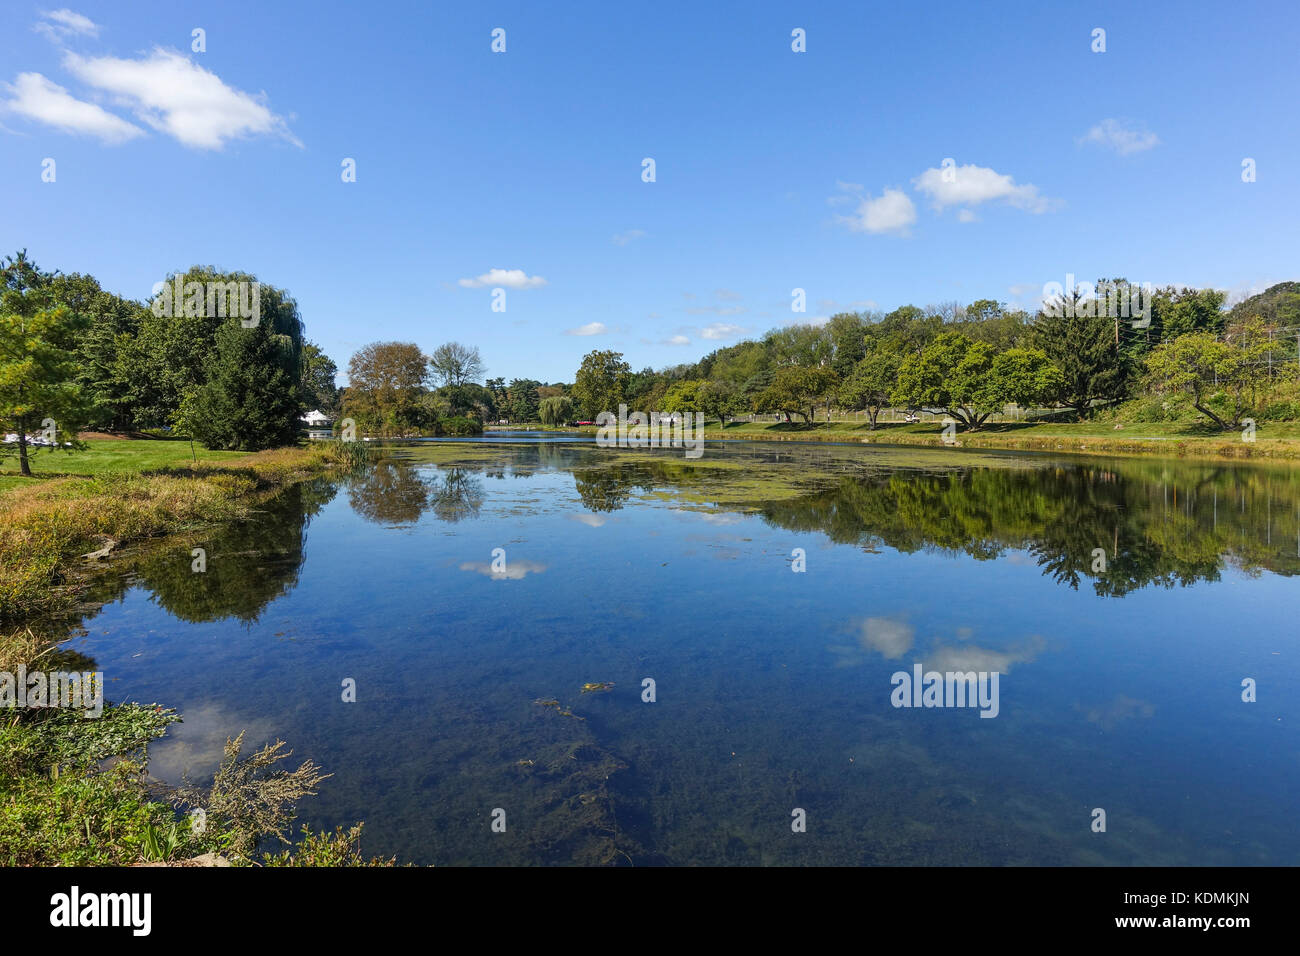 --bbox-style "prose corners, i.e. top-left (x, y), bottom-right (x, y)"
top-left (70, 440), bottom-right (1300, 865)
